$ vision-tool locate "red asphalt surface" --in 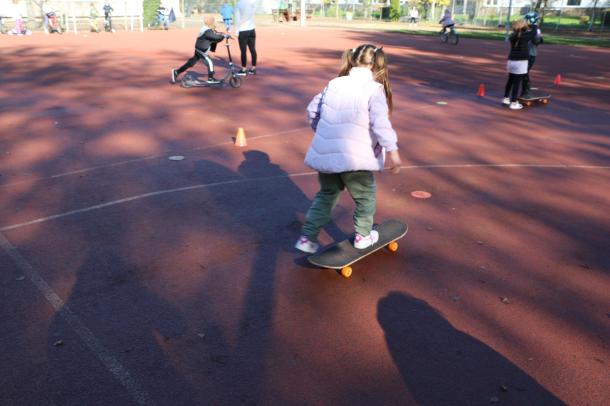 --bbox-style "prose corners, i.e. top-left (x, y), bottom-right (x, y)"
top-left (1, 24), bottom-right (609, 405)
